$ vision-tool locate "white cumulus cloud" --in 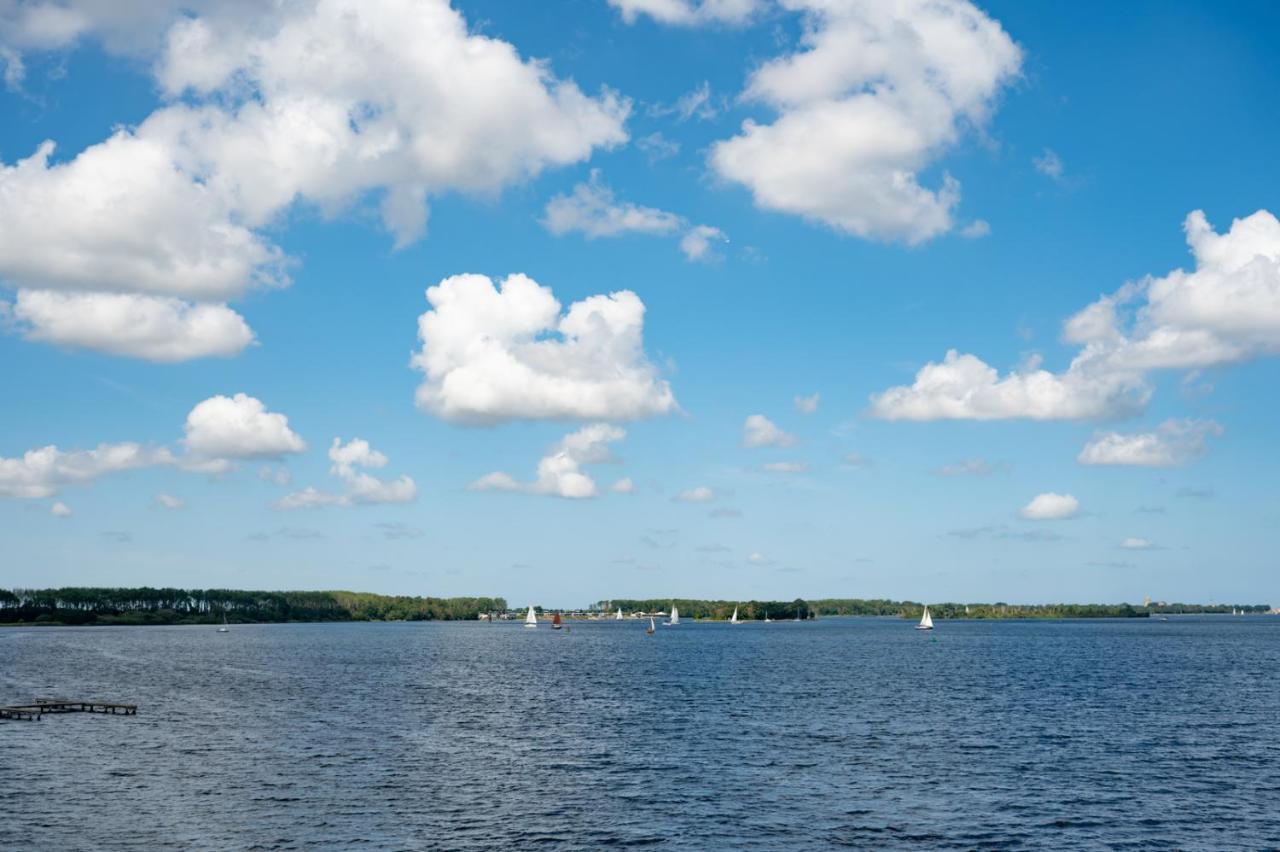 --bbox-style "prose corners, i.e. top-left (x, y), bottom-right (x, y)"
top-left (183, 393), bottom-right (306, 463)
top-left (412, 273), bottom-right (676, 425)
top-left (679, 225), bottom-right (729, 262)
top-left (278, 437), bottom-right (416, 509)
top-left (0, 442), bottom-right (174, 499)
top-left (871, 209), bottom-right (1280, 421)
top-left (544, 172), bottom-right (727, 264)
top-left (1019, 492), bottom-right (1079, 520)
top-left (1078, 419), bottom-right (1222, 467)
top-left (543, 171), bottom-right (682, 238)
top-left (8, 290), bottom-right (253, 361)
top-left (0, 0), bottom-right (627, 360)
top-left (50, 500), bottom-right (71, 517)
top-left (468, 424), bottom-right (625, 499)
top-left (709, 0), bottom-right (1021, 243)
top-left (608, 0), bottom-right (762, 27)
top-left (742, 414), bottom-right (797, 448)
top-left (676, 485), bottom-right (715, 502)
